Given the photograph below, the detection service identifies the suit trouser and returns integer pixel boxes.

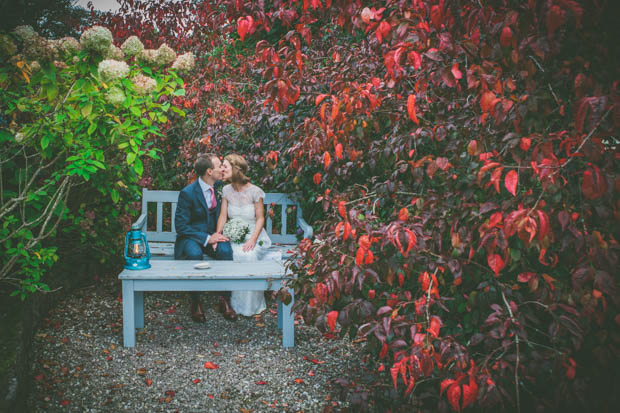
[180,239,233,302]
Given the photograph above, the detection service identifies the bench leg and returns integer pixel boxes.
[135,291,144,329]
[122,280,136,347]
[282,288,295,348]
[277,299,283,330]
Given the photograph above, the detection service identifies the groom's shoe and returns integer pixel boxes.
[217,296,238,321]
[190,301,206,323]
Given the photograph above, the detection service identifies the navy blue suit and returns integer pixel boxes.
[174,179,232,261]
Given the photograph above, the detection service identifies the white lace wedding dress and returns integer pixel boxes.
[223,184,272,316]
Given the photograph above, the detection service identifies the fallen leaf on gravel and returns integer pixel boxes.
[110,384,124,389]
[106,356,113,361]
[256,323,265,327]
[204,361,219,369]
[164,396,173,403]
[193,379,201,384]
[295,379,304,384]
[240,409,250,413]
[34,374,44,381]
[110,344,117,350]
[310,359,325,364]
[137,368,147,375]
[59,400,70,406]
[61,337,69,344]
[212,352,222,356]
[136,352,144,357]
[220,392,230,399]
[104,349,110,354]
[81,332,92,338]
[208,394,214,399]
[255,380,268,385]
[308,370,315,376]
[165,390,175,397]
[154,360,166,365]
[145,379,152,387]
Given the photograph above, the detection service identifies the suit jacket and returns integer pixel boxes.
[174,179,222,259]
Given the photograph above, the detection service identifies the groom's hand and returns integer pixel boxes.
[208,233,229,244]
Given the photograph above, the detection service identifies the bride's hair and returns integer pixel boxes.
[225,154,250,185]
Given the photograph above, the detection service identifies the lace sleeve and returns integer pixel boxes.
[252,185,266,203]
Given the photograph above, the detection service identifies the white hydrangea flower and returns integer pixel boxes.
[121,36,143,57]
[105,87,126,105]
[29,60,41,72]
[97,59,129,82]
[105,44,124,60]
[137,48,157,65]
[132,73,157,95]
[155,44,176,66]
[80,26,113,54]
[13,25,37,42]
[58,37,80,58]
[24,35,57,61]
[14,131,25,143]
[0,34,17,56]
[171,52,195,72]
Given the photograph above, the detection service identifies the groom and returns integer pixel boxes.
[174,153,237,322]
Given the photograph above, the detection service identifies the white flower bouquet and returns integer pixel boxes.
[222,218,250,244]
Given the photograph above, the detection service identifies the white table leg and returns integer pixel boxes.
[122,280,136,347]
[135,291,144,329]
[282,288,294,348]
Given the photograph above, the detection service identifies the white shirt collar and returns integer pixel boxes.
[198,177,213,193]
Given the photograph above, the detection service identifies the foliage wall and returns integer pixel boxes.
[86,0,620,411]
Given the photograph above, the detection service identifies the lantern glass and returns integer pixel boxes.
[128,239,145,258]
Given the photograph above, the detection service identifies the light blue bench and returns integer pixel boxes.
[118,188,312,348]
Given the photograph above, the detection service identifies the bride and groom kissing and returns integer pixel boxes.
[174,153,272,322]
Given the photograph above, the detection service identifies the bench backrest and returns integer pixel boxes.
[140,188,303,245]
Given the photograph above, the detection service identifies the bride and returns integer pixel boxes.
[216,154,271,316]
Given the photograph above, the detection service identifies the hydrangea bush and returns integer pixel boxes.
[0,24,189,298]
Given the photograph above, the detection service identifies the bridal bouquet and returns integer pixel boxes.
[222,217,250,244]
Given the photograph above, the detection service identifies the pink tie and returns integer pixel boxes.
[208,187,216,210]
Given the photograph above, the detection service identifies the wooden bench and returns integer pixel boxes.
[118,188,312,348]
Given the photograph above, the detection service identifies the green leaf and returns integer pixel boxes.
[134,158,143,176]
[46,85,58,101]
[172,88,186,96]
[126,152,136,165]
[81,103,92,117]
[130,106,141,117]
[41,135,50,150]
[111,188,119,203]
[87,122,97,135]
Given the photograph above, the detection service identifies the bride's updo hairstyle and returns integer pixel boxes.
[225,153,250,185]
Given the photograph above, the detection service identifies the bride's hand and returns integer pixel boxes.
[242,238,257,252]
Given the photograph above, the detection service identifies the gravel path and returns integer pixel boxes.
[26,279,364,412]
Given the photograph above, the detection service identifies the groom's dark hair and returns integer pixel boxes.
[195,153,218,177]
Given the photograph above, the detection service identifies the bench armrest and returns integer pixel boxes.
[132,213,147,230]
[296,216,313,239]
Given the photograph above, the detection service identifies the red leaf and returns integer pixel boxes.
[518,272,537,282]
[145,378,153,386]
[295,378,304,384]
[390,364,400,389]
[546,5,565,38]
[379,342,388,359]
[327,310,338,332]
[451,63,462,80]
[409,51,421,70]
[430,5,443,30]
[407,94,419,124]
[398,207,409,221]
[487,254,505,277]
[490,166,504,193]
[480,91,497,112]
[447,383,462,412]
[441,379,456,395]
[462,378,478,409]
[429,315,442,337]
[358,235,371,250]
[355,247,365,266]
[500,26,513,47]
[338,201,346,219]
[536,210,550,241]
[488,212,503,228]
[376,21,391,43]
[203,362,219,369]
[505,170,518,196]
[193,379,201,384]
[315,94,329,106]
[581,165,607,200]
[255,380,268,385]
[59,400,70,406]
[335,143,343,160]
[368,289,375,299]
[237,16,253,41]
[520,137,531,151]
[313,172,322,185]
